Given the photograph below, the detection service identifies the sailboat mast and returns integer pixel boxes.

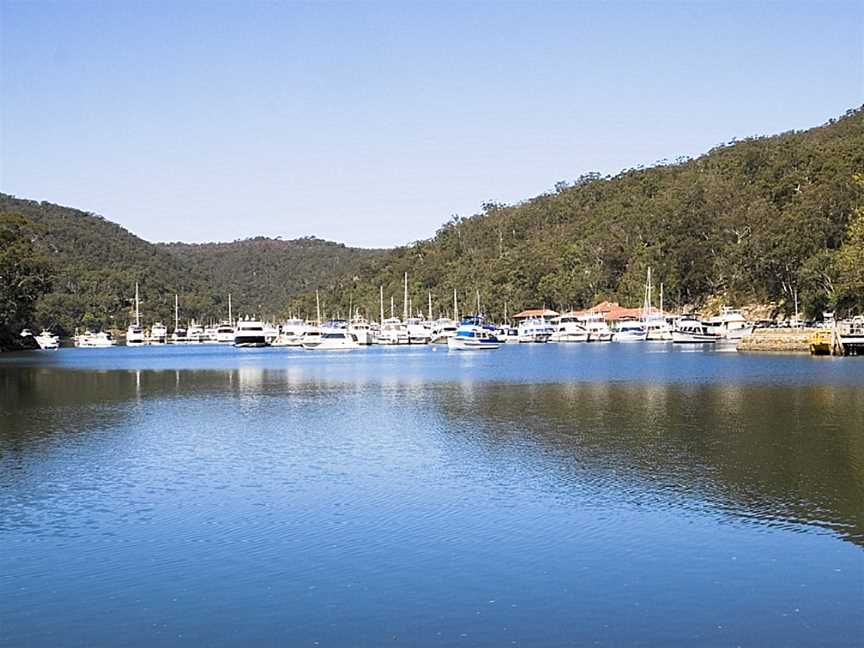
[316,289,321,325]
[228,293,233,324]
[135,282,140,327]
[403,272,408,321]
[390,295,395,318]
[379,286,384,324]
[453,289,458,321]
[174,294,179,331]
[428,292,432,321]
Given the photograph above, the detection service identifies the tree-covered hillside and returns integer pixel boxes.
[284,107,864,322]
[0,194,381,335]
[158,238,382,321]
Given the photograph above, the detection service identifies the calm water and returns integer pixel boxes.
[1,344,862,647]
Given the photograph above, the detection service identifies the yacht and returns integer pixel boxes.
[517,316,554,343]
[203,325,220,343]
[186,320,205,343]
[448,317,502,350]
[263,322,280,345]
[838,316,864,353]
[429,318,459,344]
[644,316,672,341]
[672,317,720,343]
[233,317,269,347]
[703,307,753,342]
[148,323,168,345]
[127,283,146,345]
[377,317,410,345]
[613,319,648,342]
[406,317,431,344]
[549,313,589,343]
[74,330,116,348]
[348,316,375,345]
[304,330,360,351]
[34,329,60,350]
[579,312,613,342]
[493,325,519,343]
[215,322,235,344]
[299,327,323,348]
[170,295,188,343]
[273,318,308,347]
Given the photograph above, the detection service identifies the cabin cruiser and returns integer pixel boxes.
[273,318,308,347]
[34,329,60,350]
[263,322,280,344]
[377,317,410,345]
[838,316,864,353]
[202,325,219,343]
[672,317,720,343]
[186,320,205,343]
[613,319,648,342]
[74,330,116,348]
[430,318,459,343]
[448,317,502,350]
[233,318,269,347]
[126,324,146,345]
[171,326,188,344]
[494,325,519,343]
[348,317,375,345]
[517,317,554,343]
[215,322,235,344]
[578,313,614,342]
[406,317,431,344]
[299,327,323,348]
[643,315,672,341]
[304,330,360,351]
[703,307,753,342]
[549,313,589,343]
[148,322,168,345]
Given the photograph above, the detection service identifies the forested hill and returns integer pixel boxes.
[158,238,382,320]
[283,106,864,322]
[0,194,382,334]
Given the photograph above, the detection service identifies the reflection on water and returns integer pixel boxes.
[0,347,862,647]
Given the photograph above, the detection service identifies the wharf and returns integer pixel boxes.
[737,329,814,353]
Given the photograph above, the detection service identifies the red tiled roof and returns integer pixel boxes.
[513,308,559,319]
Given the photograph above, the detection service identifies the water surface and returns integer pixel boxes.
[1,345,862,646]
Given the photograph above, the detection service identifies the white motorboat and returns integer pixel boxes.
[216,322,235,344]
[838,316,864,352]
[263,323,279,345]
[348,316,375,345]
[127,283,146,345]
[517,317,554,343]
[75,330,116,348]
[170,294,188,343]
[406,317,431,344]
[186,320,205,343]
[493,325,519,343]
[672,317,721,343]
[447,318,502,350]
[148,322,168,345]
[299,328,323,348]
[34,330,60,350]
[703,307,753,342]
[272,318,308,347]
[234,317,269,347]
[377,317,410,345]
[613,319,648,342]
[203,325,219,343]
[430,318,459,343]
[579,313,614,342]
[549,313,589,342]
[304,330,360,351]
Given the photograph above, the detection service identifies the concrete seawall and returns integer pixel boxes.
[737,329,818,353]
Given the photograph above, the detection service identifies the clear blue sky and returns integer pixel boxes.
[1,1,862,248]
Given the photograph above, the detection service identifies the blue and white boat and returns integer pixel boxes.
[447,317,502,350]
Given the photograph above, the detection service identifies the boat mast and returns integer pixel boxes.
[660,283,664,316]
[403,272,408,322]
[428,292,432,321]
[228,293,233,325]
[379,285,384,324]
[476,289,480,316]
[316,289,321,325]
[174,294,179,332]
[453,289,458,321]
[134,282,140,327]
[390,295,395,318]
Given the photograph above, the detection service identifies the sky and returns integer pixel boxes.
[1,1,862,248]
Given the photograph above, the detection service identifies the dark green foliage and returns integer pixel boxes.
[287,107,864,321]
[0,214,52,349]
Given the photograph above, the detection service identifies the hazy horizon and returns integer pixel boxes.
[2,1,862,247]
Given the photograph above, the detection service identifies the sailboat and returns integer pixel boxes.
[126,283,146,345]
[642,268,672,341]
[171,294,188,343]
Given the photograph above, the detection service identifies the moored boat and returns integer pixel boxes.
[549,313,589,343]
[233,317,269,347]
[304,330,360,351]
[613,319,648,342]
[447,317,501,350]
[75,330,116,348]
[34,330,60,350]
[672,317,720,343]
